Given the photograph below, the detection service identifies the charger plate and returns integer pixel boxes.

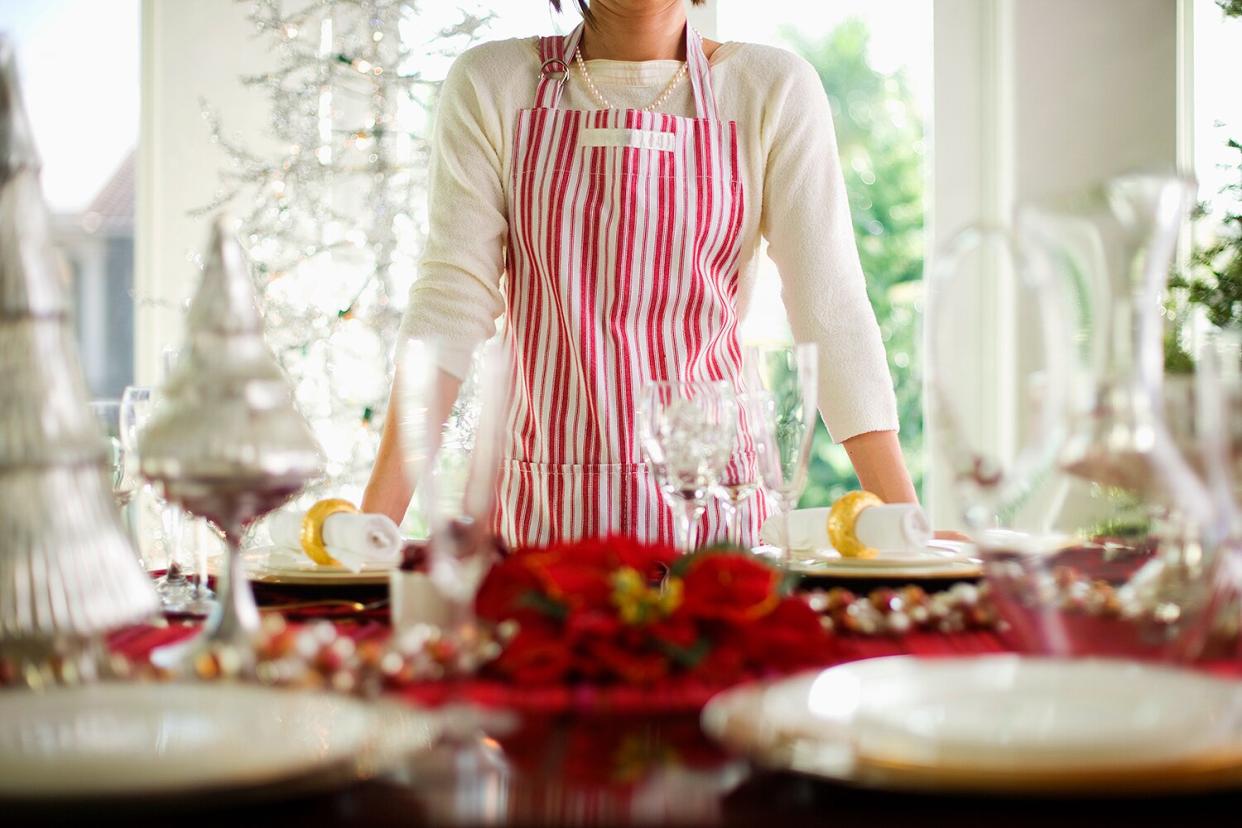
[0,682,438,802]
[777,541,983,580]
[702,655,1242,796]
[210,546,394,586]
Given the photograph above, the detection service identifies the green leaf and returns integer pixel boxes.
[658,636,712,669]
[515,591,568,622]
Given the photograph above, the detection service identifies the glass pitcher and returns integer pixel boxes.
[928,171,1228,660]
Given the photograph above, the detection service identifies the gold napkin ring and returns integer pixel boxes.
[299,498,359,566]
[827,490,884,559]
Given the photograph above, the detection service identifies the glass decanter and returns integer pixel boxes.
[928,172,1226,660]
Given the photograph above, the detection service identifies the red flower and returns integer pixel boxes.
[593,638,670,684]
[524,548,614,612]
[693,633,749,684]
[595,536,677,583]
[679,553,781,624]
[477,540,831,690]
[474,555,549,625]
[648,614,698,652]
[740,597,837,674]
[490,618,572,685]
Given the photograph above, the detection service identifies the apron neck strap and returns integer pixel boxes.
[683,25,718,121]
[533,22,718,119]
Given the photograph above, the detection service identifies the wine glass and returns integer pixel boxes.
[89,399,143,566]
[122,385,195,611]
[162,346,217,616]
[395,336,514,777]
[711,392,767,548]
[745,344,818,566]
[397,337,509,607]
[638,380,737,553]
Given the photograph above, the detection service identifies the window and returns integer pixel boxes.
[716,0,932,506]
[1,0,140,399]
[1192,0,1242,237]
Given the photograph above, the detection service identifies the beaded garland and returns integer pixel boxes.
[22,570,1236,693]
[805,582,1000,637]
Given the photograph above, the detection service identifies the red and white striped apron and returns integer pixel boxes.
[495,23,766,549]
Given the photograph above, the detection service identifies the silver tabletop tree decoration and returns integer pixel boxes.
[0,37,158,682]
[140,216,323,673]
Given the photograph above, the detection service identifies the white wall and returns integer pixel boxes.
[927,0,1181,528]
[136,0,277,384]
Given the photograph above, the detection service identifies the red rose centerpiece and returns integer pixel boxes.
[474,539,836,687]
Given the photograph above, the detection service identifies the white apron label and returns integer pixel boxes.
[579,128,676,152]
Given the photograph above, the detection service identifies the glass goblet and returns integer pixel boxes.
[89,399,143,566]
[745,344,818,566]
[639,380,737,553]
[161,348,216,616]
[711,393,767,548]
[397,337,509,612]
[122,385,195,611]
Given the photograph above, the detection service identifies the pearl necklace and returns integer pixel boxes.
[572,47,689,112]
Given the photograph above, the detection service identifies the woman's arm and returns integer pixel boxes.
[759,53,909,494]
[361,394,414,524]
[841,429,917,504]
[363,44,510,520]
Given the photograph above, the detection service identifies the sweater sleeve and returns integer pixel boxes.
[398,47,508,378]
[759,56,899,443]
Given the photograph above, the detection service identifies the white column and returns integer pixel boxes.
[136,0,276,385]
[927,0,1180,528]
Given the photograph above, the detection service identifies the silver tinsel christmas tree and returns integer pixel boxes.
[0,37,158,677]
[195,0,490,495]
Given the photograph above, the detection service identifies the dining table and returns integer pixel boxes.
[8,571,1242,828]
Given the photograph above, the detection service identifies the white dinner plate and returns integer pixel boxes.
[774,541,983,580]
[702,655,1242,795]
[216,545,395,586]
[0,682,438,801]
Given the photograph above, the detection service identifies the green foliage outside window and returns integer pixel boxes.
[1166,1,1242,369]
[782,20,926,506]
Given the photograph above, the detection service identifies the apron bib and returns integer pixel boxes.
[495,23,765,548]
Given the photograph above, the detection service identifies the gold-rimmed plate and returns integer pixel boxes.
[776,541,983,580]
[0,683,438,802]
[210,546,395,586]
[702,655,1242,796]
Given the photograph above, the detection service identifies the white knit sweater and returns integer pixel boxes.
[400,36,899,442]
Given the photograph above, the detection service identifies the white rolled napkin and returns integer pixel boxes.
[855,503,931,553]
[760,508,831,551]
[269,509,402,572]
[761,504,931,556]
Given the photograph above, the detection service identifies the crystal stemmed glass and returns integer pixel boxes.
[122,385,195,611]
[396,337,514,778]
[745,345,818,566]
[639,380,737,553]
[711,392,767,548]
[161,348,216,616]
[89,399,144,567]
[397,337,508,610]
